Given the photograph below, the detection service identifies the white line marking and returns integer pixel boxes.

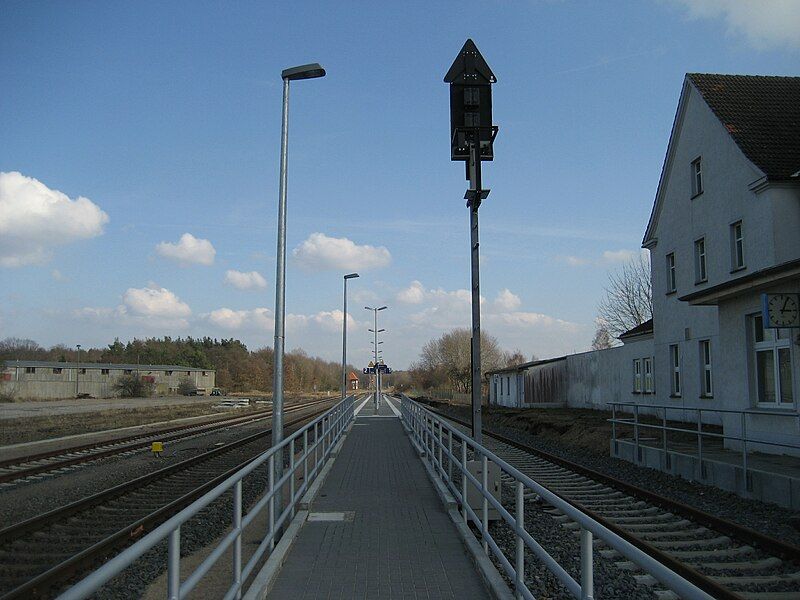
[384,396,402,418]
[354,396,370,416]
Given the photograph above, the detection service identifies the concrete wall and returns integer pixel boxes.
[1,365,216,399]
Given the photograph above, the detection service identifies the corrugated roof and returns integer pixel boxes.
[3,360,213,372]
[688,73,800,181]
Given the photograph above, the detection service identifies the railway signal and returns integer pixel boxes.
[445,39,498,444]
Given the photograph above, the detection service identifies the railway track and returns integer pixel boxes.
[0,400,333,599]
[0,398,330,485]
[428,405,800,600]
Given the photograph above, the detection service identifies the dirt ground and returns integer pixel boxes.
[0,392,329,446]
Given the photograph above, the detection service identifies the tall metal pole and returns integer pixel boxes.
[272,76,290,505]
[468,141,483,444]
[373,309,378,403]
[341,276,348,400]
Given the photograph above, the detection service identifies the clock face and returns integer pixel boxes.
[766,294,800,327]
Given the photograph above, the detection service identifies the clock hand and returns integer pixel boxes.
[782,298,790,312]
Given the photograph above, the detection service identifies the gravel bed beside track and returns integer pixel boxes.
[436,403,800,547]
[0,409,309,528]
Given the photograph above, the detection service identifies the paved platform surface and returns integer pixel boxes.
[267,396,491,599]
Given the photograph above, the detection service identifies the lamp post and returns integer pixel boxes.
[75,344,81,398]
[341,273,359,399]
[272,62,325,520]
[365,306,387,404]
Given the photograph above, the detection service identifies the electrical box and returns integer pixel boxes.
[466,459,502,522]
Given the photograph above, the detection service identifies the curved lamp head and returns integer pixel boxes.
[344,273,359,280]
[282,63,326,81]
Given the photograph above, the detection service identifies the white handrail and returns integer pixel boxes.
[398,395,714,600]
[58,395,357,600]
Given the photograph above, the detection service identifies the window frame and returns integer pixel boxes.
[691,156,703,198]
[699,339,713,398]
[730,220,745,271]
[694,237,707,284]
[25,367,36,374]
[670,344,681,397]
[643,357,654,394]
[665,252,677,294]
[751,314,795,407]
[633,359,642,393]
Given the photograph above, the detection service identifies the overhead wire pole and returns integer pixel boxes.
[341,273,359,399]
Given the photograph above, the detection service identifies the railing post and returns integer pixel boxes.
[448,429,453,483]
[633,405,640,464]
[437,421,443,477]
[515,481,524,599]
[289,438,296,520]
[741,412,748,491]
[268,453,275,550]
[662,408,668,470]
[233,480,242,599]
[461,441,468,524]
[580,528,594,600]
[167,526,180,600]
[697,409,703,478]
[611,404,616,446]
[303,428,308,487]
[482,452,488,555]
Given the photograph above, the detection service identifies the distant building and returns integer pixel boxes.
[347,371,359,391]
[1,360,216,400]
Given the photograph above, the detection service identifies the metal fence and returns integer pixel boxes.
[399,395,713,600]
[58,395,356,600]
[609,402,800,485]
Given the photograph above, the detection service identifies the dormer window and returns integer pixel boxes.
[691,157,703,197]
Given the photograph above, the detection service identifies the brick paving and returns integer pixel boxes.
[268,397,490,599]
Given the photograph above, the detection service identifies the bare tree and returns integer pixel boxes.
[591,319,615,350]
[597,252,652,339]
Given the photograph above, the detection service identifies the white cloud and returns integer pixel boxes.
[123,284,191,318]
[0,171,109,267]
[558,249,638,268]
[51,269,67,281]
[397,280,425,304]
[75,284,192,330]
[225,270,267,291]
[292,233,391,271]
[670,0,800,49]
[156,233,216,266]
[207,307,274,331]
[493,289,521,312]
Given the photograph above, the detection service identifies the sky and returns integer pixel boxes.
[1,1,798,369]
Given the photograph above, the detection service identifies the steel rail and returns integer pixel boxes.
[426,403,800,599]
[0,403,331,600]
[0,398,330,484]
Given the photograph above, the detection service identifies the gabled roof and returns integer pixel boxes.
[3,360,213,372]
[347,371,359,381]
[688,74,800,181]
[618,318,654,341]
[643,73,800,247]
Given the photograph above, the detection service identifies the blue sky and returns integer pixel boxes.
[1,1,798,368]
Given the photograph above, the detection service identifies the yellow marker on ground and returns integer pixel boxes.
[151,441,163,457]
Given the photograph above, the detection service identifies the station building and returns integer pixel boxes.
[488,73,800,506]
[1,360,216,400]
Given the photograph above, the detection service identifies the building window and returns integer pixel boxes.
[202,371,207,376]
[691,157,703,197]
[101,369,110,375]
[643,357,653,394]
[25,367,35,374]
[633,359,642,393]
[53,368,63,374]
[752,314,794,406]
[79,368,87,375]
[165,370,173,376]
[694,238,707,283]
[700,340,713,397]
[670,344,681,396]
[124,369,133,374]
[666,253,676,293]
[730,221,744,270]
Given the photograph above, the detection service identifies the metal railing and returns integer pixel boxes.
[399,396,713,600]
[58,395,357,600]
[609,402,800,485]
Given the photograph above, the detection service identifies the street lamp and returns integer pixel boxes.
[75,344,81,398]
[272,61,326,521]
[365,306,387,403]
[341,273,359,399]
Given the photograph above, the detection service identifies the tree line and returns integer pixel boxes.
[0,336,365,394]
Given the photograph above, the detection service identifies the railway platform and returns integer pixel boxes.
[253,396,494,599]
